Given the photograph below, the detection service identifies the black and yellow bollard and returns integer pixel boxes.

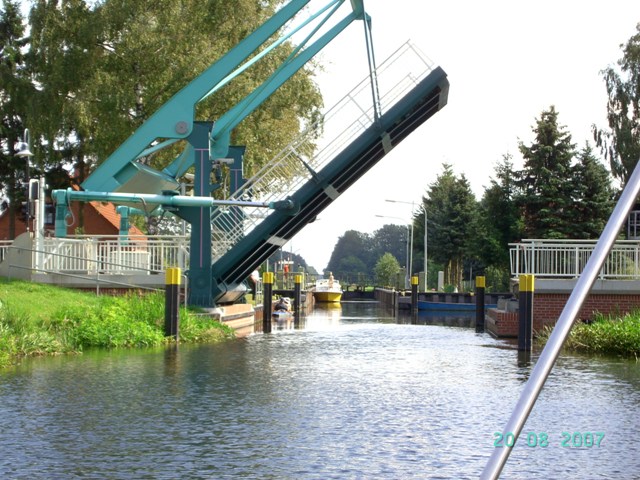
[293,273,302,324]
[475,276,486,331]
[263,271,274,334]
[164,267,181,340]
[411,275,419,314]
[518,274,534,352]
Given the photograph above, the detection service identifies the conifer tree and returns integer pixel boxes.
[569,143,615,238]
[516,106,576,239]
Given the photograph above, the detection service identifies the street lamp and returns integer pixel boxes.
[15,128,46,271]
[15,128,34,233]
[375,214,412,289]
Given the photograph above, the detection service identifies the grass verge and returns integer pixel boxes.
[537,311,640,358]
[0,279,235,368]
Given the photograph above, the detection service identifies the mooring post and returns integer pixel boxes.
[518,274,534,351]
[293,273,302,324]
[263,271,274,333]
[164,267,181,340]
[475,275,486,331]
[411,275,419,314]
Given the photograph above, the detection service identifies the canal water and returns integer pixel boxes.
[1,301,639,479]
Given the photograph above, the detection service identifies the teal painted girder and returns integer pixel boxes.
[81,0,365,194]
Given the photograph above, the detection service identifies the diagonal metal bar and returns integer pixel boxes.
[481,156,640,479]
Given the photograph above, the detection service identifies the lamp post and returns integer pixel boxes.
[15,128,34,233]
[375,214,411,289]
[15,129,46,271]
[386,199,427,290]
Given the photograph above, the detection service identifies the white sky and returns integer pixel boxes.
[288,0,640,273]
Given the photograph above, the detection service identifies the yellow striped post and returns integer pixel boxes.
[475,276,486,331]
[165,267,181,339]
[293,273,303,322]
[518,274,535,352]
[411,275,419,314]
[263,271,274,333]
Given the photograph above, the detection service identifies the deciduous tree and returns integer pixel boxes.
[593,23,640,184]
[374,252,400,288]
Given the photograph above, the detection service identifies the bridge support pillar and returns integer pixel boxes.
[293,273,302,326]
[518,274,534,352]
[263,272,274,334]
[475,276,485,332]
[165,267,181,340]
[411,275,419,321]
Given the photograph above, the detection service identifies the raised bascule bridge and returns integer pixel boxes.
[45,0,450,307]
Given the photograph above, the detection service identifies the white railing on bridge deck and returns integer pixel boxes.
[38,235,190,274]
[510,239,640,279]
[210,41,436,261]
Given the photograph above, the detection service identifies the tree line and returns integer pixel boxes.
[327,22,640,290]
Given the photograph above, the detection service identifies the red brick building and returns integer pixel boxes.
[0,187,144,239]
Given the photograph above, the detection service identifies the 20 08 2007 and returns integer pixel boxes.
[493,431,605,448]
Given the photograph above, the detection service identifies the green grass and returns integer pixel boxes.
[0,279,234,368]
[537,311,640,358]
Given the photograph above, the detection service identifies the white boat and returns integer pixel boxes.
[312,273,342,303]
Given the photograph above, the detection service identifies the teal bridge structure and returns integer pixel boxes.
[52,0,449,307]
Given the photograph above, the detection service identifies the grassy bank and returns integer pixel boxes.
[537,311,640,358]
[0,279,235,368]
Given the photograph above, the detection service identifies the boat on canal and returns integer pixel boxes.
[312,273,342,303]
[272,297,293,318]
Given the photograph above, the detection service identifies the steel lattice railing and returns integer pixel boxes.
[210,41,435,260]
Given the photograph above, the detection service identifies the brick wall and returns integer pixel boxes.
[488,292,640,338]
[486,309,519,338]
[534,293,640,326]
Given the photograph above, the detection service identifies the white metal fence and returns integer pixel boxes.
[510,239,640,279]
[0,240,11,264]
[37,235,190,274]
[210,41,435,260]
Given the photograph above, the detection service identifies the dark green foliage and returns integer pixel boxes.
[423,164,478,289]
[538,312,640,358]
[25,0,323,188]
[0,0,32,238]
[516,106,577,239]
[569,144,615,238]
[326,230,371,278]
[476,155,523,269]
[593,23,640,184]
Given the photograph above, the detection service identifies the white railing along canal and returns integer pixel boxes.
[510,239,640,279]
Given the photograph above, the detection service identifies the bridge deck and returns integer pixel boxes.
[211,67,449,303]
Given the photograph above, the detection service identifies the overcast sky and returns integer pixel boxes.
[288,0,640,273]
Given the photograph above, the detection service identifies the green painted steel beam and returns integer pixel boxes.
[53,188,295,210]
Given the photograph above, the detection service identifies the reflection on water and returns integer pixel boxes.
[0,301,639,479]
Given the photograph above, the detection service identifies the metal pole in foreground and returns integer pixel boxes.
[481,159,640,479]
